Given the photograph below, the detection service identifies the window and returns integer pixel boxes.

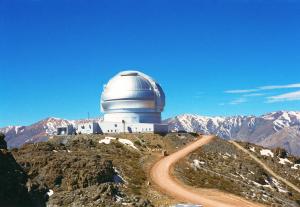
[81,126,85,129]
[114,124,117,127]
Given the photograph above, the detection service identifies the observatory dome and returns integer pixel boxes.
[101,71,165,123]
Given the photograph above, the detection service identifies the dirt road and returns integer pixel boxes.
[150,135,265,207]
[230,140,300,194]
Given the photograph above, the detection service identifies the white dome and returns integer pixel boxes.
[101,71,165,123]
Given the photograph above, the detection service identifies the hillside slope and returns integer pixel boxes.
[11,133,172,207]
[175,138,300,207]
[1,133,299,206]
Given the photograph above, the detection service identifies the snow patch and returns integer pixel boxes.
[118,138,138,150]
[236,173,246,180]
[278,157,292,165]
[272,178,288,193]
[260,149,274,157]
[192,159,205,169]
[252,180,272,189]
[225,152,231,157]
[292,164,300,170]
[47,189,54,197]
[99,137,138,150]
[115,195,123,202]
[99,137,116,144]
[250,147,255,152]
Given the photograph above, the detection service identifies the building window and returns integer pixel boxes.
[114,124,117,127]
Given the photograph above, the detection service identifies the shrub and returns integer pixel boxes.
[114,142,123,148]
[134,140,142,146]
[0,133,7,149]
[274,147,287,158]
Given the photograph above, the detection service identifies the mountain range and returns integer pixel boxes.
[1,111,300,155]
[166,110,300,156]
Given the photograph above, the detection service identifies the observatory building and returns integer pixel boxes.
[99,71,168,133]
[56,70,168,135]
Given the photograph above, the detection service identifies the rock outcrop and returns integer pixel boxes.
[12,135,154,206]
[0,133,48,207]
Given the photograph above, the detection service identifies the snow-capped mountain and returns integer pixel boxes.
[1,111,300,155]
[165,111,300,155]
[0,117,102,148]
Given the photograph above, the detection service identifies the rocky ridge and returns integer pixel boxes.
[166,111,300,155]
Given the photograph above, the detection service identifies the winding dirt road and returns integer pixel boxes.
[150,135,265,207]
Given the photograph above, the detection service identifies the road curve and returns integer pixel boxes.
[150,135,265,207]
[230,140,300,194]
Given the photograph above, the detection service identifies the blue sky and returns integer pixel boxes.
[1,0,300,127]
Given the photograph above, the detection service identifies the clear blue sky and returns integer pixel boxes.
[1,0,300,127]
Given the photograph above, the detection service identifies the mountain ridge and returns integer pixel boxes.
[1,110,300,155]
[166,110,300,155]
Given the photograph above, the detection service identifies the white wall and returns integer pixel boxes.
[98,122,168,134]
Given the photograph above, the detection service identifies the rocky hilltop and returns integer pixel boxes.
[1,132,300,206]
[2,131,177,207]
[11,134,156,207]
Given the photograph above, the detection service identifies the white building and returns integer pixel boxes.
[99,70,168,134]
[77,122,101,134]
[56,70,168,135]
[99,122,167,134]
